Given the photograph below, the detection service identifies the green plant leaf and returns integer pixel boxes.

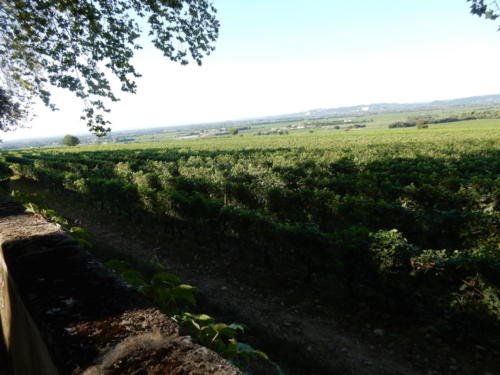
[151,272,181,285]
[23,202,39,214]
[228,323,246,332]
[121,270,146,288]
[253,350,269,360]
[105,259,130,273]
[171,284,198,305]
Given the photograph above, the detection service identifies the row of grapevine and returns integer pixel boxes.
[1,132,499,321]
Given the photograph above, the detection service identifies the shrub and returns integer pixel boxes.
[369,229,417,275]
[388,121,416,128]
[416,119,429,129]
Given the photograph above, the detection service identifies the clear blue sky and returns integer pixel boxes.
[212,0,498,61]
[5,0,500,140]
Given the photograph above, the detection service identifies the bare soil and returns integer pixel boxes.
[11,179,500,375]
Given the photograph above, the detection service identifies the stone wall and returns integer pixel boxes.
[0,198,240,375]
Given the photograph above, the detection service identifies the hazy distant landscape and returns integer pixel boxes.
[3,93,500,150]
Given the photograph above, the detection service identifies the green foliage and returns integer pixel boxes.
[176,311,277,372]
[452,275,500,320]
[69,226,93,248]
[3,124,499,325]
[106,258,194,311]
[389,111,500,129]
[175,312,261,363]
[106,259,197,315]
[0,87,29,132]
[369,229,417,275]
[469,0,500,29]
[105,260,280,373]
[410,245,500,319]
[388,121,416,129]
[416,119,429,129]
[9,189,92,247]
[0,0,219,134]
[0,158,12,192]
[62,135,80,147]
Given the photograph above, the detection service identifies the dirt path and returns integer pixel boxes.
[11,180,499,375]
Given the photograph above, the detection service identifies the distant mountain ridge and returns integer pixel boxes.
[261,94,500,120]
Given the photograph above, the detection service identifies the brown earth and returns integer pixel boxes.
[10,179,500,375]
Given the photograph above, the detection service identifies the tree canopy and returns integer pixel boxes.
[0,87,30,132]
[62,134,80,146]
[0,0,219,135]
[468,0,500,28]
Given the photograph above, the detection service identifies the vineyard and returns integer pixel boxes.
[1,122,499,332]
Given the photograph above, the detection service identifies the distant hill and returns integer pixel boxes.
[262,94,500,120]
